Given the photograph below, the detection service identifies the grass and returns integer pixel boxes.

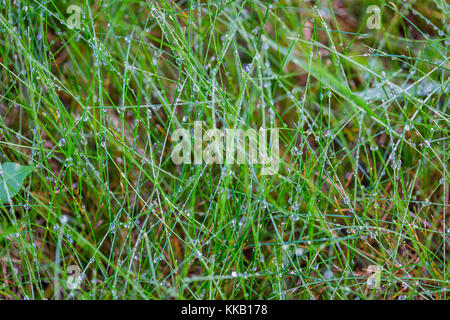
[0,0,448,300]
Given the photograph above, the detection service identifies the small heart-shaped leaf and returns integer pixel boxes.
[0,162,34,203]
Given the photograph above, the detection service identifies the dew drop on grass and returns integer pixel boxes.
[295,247,304,257]
[60,215,68,224]
[422,199,431,207]
[323,270,333,280]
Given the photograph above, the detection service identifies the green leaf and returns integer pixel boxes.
[0,162,34,203]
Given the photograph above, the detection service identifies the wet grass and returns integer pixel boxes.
[0,0,448,299]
